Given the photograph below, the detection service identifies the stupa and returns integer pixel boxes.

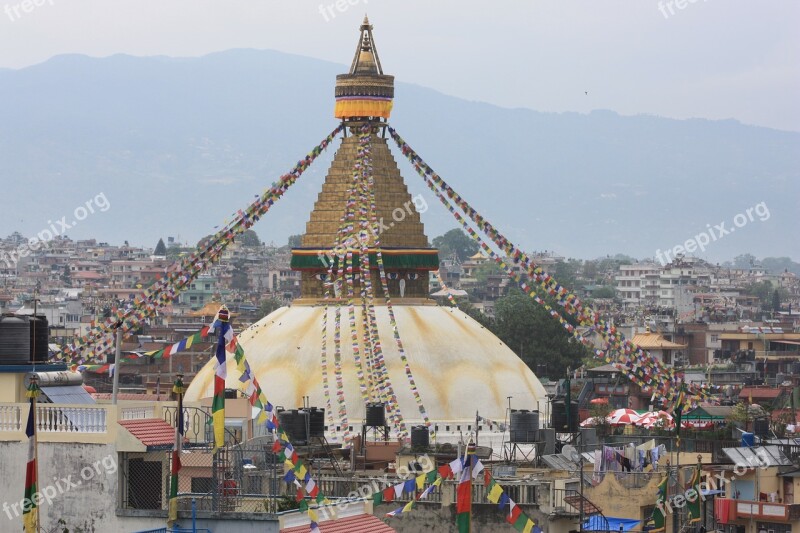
[184,18,547,438]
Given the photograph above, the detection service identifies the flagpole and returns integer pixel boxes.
[30,372,41,533]
[111,324,122,405]
[168,373,185,527]
[33,374,40,533]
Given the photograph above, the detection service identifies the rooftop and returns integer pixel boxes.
[118,417,179,449]
[281,514,395,533]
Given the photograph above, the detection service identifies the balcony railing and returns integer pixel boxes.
[735,500,800,521]
[37,404,108,433]
[120,406,153,420]
[0,404,111,434]
[0,404,23,431]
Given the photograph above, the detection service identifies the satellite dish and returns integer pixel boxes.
[563,444,581,463]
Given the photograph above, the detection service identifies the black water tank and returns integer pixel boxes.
[510,410,540,443]
[307,407,325,438]
[552,401,579,432]
[29,315,49,362]
[0,315,31,363]
[411,426,430,449]
[366,403,386,427]
[753,418,769,437]
[278,409,308,445]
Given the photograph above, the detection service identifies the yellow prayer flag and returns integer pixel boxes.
[402,500,415,512]
[487,483,504,504]
[416,473,426,490]
[522,518,535,533]
[308,508,319,522]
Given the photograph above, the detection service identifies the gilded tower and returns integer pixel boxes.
[290,17,439,300]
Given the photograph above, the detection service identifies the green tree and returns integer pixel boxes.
[432,229,479,262]
[582,260,598,282]
[231,261,249,291]
[733,253,757,269]
[552,260,581,291]
[592,286,616,299]
[154,238,167,256]
[459,301,495,331]
[492,289,589,378]
[744,280,774,309]
[61,264,72,286]
[259,298,283,317]
[474,261,503,284]
[287,234,303,248]
[241,229,261,247]
[761,256,800,276]
[772,289,781,311]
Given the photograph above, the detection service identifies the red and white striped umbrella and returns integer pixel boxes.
[580,417,598,427]
[638,410,674,429]
[607,408,642,426]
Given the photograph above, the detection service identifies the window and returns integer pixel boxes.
[191,477,212,493]
[711,335,719,343]
[756,524,790,533]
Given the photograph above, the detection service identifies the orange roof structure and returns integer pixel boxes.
[118,418,180,449]
[281,514,395,533]
[631,331,687,350]
[188,301,235,318]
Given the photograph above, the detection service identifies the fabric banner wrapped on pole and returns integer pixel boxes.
[23,377,41,533]
[687,465,701,523]
[647,475,669,533]
[210,306,233,450]
[168,374,185,526]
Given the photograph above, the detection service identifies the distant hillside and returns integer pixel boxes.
[0,49,797,261]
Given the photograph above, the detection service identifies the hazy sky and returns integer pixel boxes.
[1,1,798,132]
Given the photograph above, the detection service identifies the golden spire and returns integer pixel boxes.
[334,17,394,121]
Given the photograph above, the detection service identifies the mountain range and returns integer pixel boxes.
[0,49,797,262]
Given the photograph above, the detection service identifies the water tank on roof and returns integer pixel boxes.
[29,315,49,363]
[753,418,769,437]
[306,407,325,438]
[277,409,308,445]
[365,402,386,427]
[551,401,578,433]
[411,425,430,449]
[0,315,31,363]
[510,409,539,443]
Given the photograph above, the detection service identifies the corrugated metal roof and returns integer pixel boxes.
[281,514,395,533]
[41,385,96,405]
[722,446,792,467]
